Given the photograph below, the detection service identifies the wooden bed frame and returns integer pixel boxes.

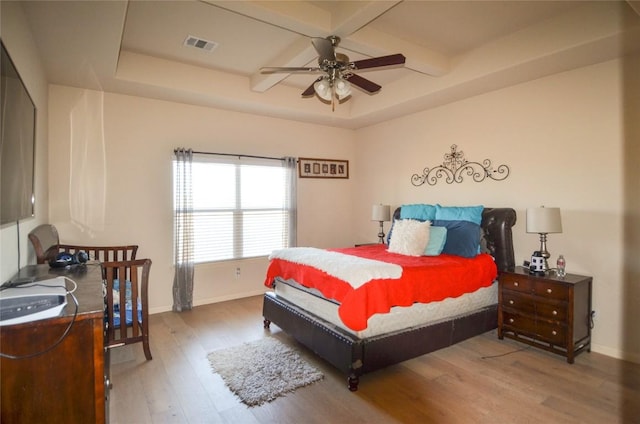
[263,207,517,391]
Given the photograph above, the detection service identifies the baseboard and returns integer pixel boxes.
[592,343,640,364]
[193,289,267,307]
[148,289,268,315]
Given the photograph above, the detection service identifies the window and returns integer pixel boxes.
[174,154,296,264]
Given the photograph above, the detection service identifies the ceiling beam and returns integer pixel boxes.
[211,0,448,91]
[206,1,331,92]
[341,26,450,77]
[250,36,318,93]
[203,0,332,36]
[328,1,401,36]
[212,1,404,92]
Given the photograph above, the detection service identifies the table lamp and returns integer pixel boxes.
[372,204,391,244]
[526,206,562,272]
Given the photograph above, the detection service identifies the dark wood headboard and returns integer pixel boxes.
[391,207,517,272]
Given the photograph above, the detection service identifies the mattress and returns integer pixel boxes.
[272,277,498,339]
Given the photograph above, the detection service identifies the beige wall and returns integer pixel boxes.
[354,58,637,362]
[0,1,50,282]
[47,87,356,311]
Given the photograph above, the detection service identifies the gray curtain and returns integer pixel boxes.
[172,148,194,312]
[285,157,298,247]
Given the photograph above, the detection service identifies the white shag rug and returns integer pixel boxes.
[207,337,324,407]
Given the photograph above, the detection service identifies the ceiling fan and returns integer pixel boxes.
[261,36,406,109]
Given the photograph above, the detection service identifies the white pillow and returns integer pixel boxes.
[388,219,431,256]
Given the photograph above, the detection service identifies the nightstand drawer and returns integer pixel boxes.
[533,281,569,301]
[500,273,534,293]
[536,320,566,345]
[502,311,536,334]
[536,301,567,320]
[501,291,535,315]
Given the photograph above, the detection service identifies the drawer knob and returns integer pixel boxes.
[509,300,514,305]
[552,330,557,336]
[513,281,519,287]
[547,288,553,294]
[552,310,558,316]
[509,318,514,323]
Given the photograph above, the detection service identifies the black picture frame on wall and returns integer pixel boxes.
[298,158,349,179]
[0,40,37,224]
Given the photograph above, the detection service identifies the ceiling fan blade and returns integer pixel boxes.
[301,79,321,97]
[312,37,336,63]
[351,54,406,70]
[261,66,322,74]
[346,74,381,93]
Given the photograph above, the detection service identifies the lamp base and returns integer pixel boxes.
[377,221,386,244]
[538,232,551,273]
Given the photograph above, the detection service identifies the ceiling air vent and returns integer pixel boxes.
[183,35,218,52]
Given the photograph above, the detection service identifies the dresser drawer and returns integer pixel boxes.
[500,273,534,294]
[536,300,567,320]
[501,291,535,315]
[502,311,536,334]
[536,320,566,345]
[533,280,569,301]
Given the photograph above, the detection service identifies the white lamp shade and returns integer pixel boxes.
[334,78,351,99]
[526,207,562,234]
[314,79,332,101]
[372,204,391,222]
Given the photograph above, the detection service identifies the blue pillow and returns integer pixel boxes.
[435,205,484,225]
[424,226,447,256]
[432,220,481,258]
[400,204,437,221]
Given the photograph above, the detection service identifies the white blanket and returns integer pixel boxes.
[269,247,402,288]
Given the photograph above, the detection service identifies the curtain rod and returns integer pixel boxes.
[175,149,287,162]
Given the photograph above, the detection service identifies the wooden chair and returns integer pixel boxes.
[57,244,138,263]
[28,224,138,263]
[102,259,152,360]
[29,224,149,359]
[28,224,61,264]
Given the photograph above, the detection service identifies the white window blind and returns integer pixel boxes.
[174,154,294,264]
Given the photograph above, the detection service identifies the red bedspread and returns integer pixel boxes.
[264,244,498,331]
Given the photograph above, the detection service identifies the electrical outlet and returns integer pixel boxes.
[235,267,240,279]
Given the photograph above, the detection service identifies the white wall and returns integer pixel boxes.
[47,87,356,311]
[353,58,638,363]
[0,1,49,282]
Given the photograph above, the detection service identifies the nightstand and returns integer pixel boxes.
[498,266,592,363]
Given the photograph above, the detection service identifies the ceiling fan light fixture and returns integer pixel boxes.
[334,77,351,99]
[266,35,405,107]
[314,78,332,101]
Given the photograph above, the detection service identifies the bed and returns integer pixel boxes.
[262,206,516,391]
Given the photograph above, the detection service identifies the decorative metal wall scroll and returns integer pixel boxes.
[411,144,510,187]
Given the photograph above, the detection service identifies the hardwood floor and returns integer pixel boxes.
[109,295,640,423]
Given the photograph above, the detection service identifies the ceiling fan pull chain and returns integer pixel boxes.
[332,86,336,112]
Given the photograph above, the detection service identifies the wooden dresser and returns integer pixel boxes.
[498,266,592,363]
[1,264,108,423]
